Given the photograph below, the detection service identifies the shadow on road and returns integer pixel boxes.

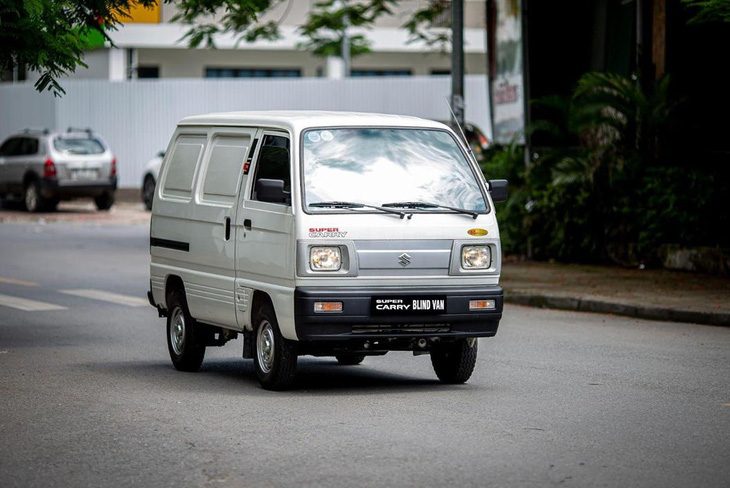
[85,357,465,396]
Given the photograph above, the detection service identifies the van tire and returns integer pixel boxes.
[95,192,114,211]
[430,339,478,384]
[335,354,365,365]
[253,302,297,390]
[166,290,206,372]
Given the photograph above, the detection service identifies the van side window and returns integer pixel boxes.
[162,135,206,198]
[202,135,251,204]
[252,135,290,202]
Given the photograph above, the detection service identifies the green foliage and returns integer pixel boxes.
[172,0,278,48]
[0,0,157,96]
[402,0,450,51]
[489,71,729,265]
[682,0,730,24]
[297,0,398,58]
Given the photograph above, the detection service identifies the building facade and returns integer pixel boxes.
[23,1,489,83]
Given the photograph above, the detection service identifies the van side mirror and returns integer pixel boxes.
[256,178,288,204]
[488,179,509,203]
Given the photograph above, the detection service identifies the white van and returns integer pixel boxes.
[148,111,508,390]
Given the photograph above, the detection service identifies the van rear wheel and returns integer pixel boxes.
[166,290,206,372]
[430,338,478,384]
[253,302,297,390]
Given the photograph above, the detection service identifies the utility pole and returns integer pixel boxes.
[451,0,465,125]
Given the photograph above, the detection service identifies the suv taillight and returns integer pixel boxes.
[44,158,57,178]
[110,157,117,177]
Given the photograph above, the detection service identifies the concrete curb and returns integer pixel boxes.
[505,291,730,327]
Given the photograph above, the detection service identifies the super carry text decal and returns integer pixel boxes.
[309,227,348,238]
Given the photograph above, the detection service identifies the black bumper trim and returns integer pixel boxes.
[41,177,117,198]
[295,285,503,341]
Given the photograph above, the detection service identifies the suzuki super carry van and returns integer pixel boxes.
[148,111,508,390]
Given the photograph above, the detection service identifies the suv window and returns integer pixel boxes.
[0,137,23,156]
[21,137,39,155]
[252,135,290,202]
[54,137,105,155]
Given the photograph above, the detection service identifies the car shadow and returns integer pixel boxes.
[84,357,466,396]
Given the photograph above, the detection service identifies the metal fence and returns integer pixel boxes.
[0,76,491,188]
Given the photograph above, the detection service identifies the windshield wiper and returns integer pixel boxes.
[381,201,479,219]
[310,201,411,219]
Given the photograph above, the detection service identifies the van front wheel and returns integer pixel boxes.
[253,302,297,390]
[166,290,206,372]
[430,338,478,384]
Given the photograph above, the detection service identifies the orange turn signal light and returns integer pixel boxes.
[314,301,343,313]
[469,299,496,311]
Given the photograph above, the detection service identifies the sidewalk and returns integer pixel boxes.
[501,260,730,326]
[0,201,150,226]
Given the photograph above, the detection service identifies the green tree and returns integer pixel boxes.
[0,0,157,95]
[682,0,730,24]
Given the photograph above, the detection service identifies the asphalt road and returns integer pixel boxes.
[0,223,728,488]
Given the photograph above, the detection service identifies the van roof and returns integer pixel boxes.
[178,110,448,132]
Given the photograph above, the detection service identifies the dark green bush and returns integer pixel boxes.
[480,71,729,265]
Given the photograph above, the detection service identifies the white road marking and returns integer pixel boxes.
[0,293,67,312]
[0,277,39,287]
[59,289,148,307]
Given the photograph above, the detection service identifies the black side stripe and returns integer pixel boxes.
[151,237,189,252]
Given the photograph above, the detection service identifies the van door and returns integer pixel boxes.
[189,127,256,329]
[234,131,296,333]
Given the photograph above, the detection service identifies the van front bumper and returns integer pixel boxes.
[294,285,503,341]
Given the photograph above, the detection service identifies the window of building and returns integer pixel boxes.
[430,69,451,76]
[350,69,412,77]
[205,68,301,78]
[137,66,160,79]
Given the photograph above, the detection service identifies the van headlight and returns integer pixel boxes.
[310,247,342,271]
[461,245,491,269]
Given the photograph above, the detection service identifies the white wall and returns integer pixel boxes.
[0,76,491,188]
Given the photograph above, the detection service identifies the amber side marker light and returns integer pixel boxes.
[314,302,343,313]
[469,299,496,311]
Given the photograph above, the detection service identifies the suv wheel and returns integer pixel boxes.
[95,192,115,211]
[24,180,47,213]
[142,176,155,211]
[430,339,478,384]
[253,302,297,390]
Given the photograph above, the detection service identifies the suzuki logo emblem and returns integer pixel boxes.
[398,253,411,267]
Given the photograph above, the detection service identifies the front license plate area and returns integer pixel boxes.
[372,296,447,315]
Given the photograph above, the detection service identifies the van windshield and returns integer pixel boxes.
[302,128,487,213]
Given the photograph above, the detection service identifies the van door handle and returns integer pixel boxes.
[225,217,231,240]
[243,219,252,230]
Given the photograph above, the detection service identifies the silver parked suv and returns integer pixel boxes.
[0,128,117,212]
